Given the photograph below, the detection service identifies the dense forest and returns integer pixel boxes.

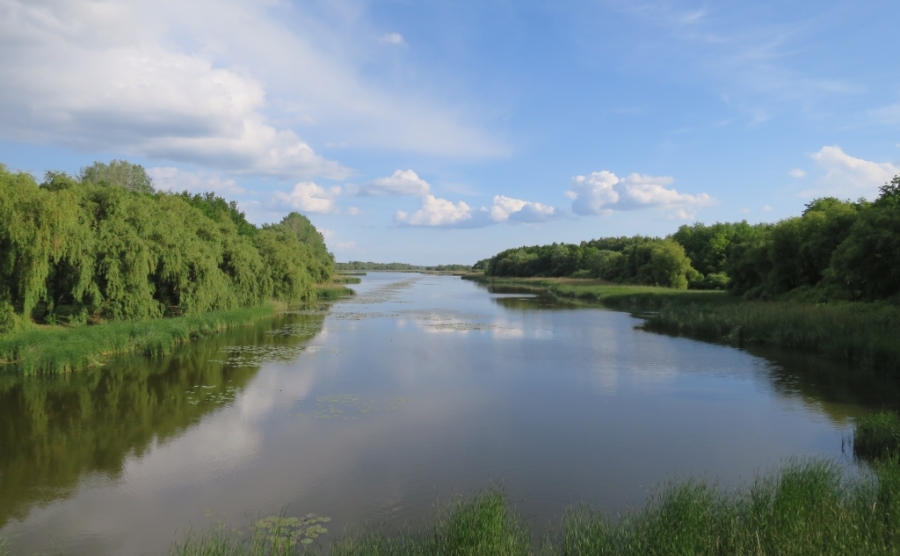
[479,176,900,301]
[0,161,334,332]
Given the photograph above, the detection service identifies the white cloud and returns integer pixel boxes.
[395,195,473,227]
[358,169,431,197]
[273,182,342,214]
[148,167,246,196]
[378,33,407,46]
[806,146,899,197]
[0,0,505,178]
[789,168,806,178]
[490,195,558,223]
[395,194,559,228]
[568,171,715,218]
[762,205,772,211]
[0,0,350,180]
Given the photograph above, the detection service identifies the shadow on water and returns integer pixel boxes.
[0,305,329,529]
[477,284,581,311]
[477,280,900,423]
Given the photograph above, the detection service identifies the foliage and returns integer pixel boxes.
[485,238,699,289]
[172,459,900,555]
[79,159,155,193]
[0,305,276,375]
[855,412,900,460]
[481,174,900,301]
[0,162,333,329]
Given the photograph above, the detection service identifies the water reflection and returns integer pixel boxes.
[0,309,327,530]
[4,275,900,556]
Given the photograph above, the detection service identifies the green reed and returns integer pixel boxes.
[0,304,277,375]
[170,456,900,556]
[467,276,900,373]
[855,412,900,460]
[642,300,900,372]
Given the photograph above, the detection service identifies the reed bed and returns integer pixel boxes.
[855,412,900,460]
[314,284,357,299]
[0,305,276,376]
[466,276,900,373]
[170,458,900,556]
[643,300,900,372]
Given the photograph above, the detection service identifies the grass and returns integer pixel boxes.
[642,300,900,372]
[466,276,900,373]
[170,458,900,556]
[855,412,900,460]
[315,284,357,299]
[0,304,278,376]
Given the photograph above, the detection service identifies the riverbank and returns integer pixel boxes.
[0,279,358,376]
[464,275,900,373]
[172,457,900,555]
[0,304,280,376]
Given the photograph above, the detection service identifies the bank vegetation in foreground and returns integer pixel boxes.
[170,414,900,555]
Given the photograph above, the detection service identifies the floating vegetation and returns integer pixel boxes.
[185,384,240,406]
[253,514,331,548]
[337,278,420,306]
[328,311,398,321]
[267,322,326,338]
[212,345,339,367]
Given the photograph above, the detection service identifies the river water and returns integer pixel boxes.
[0,273,895,554]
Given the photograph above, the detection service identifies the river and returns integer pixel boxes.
[0,273,893,554]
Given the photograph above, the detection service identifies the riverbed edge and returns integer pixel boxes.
[462,274,900,373]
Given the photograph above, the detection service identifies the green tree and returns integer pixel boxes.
[79,160,155,194]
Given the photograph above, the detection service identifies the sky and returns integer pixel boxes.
[1,0,899,265]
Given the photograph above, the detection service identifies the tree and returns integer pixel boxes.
[79,160,155,194]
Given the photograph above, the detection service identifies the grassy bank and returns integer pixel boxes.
[170,458,900,556]
[0,304,278,376]
[465,276,900,373]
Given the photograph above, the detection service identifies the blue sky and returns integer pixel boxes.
[1,0,898,264]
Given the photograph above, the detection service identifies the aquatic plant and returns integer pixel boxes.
[855,412,900,460]
[0,304,276,375]
[170,459,900,556]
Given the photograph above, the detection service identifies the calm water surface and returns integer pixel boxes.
[1,273,897,554]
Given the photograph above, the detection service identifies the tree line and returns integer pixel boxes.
[336,261,471,272]
[478,175,900,301]
[0,161,334,331]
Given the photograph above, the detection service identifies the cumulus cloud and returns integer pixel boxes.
[0,0,350,180]
[148,167,246,195]
[395,194,559,228]
[489,195,558,223]
[805,146,900,197]
[273,182,342,214]
[0,0,505,169]
[396,195,473,227]
[568,171,715,218]
[378,33,407,46]
[358,170,431,196]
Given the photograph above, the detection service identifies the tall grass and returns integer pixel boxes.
[0,305,277,375]
[855,412,900,460]
[467,276,900,373]
[643,300,900,372]
[331,491,530,556]
[170,458,900,556]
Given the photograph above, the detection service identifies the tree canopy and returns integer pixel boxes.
[0,162,334,330]
[480,175,900,301]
